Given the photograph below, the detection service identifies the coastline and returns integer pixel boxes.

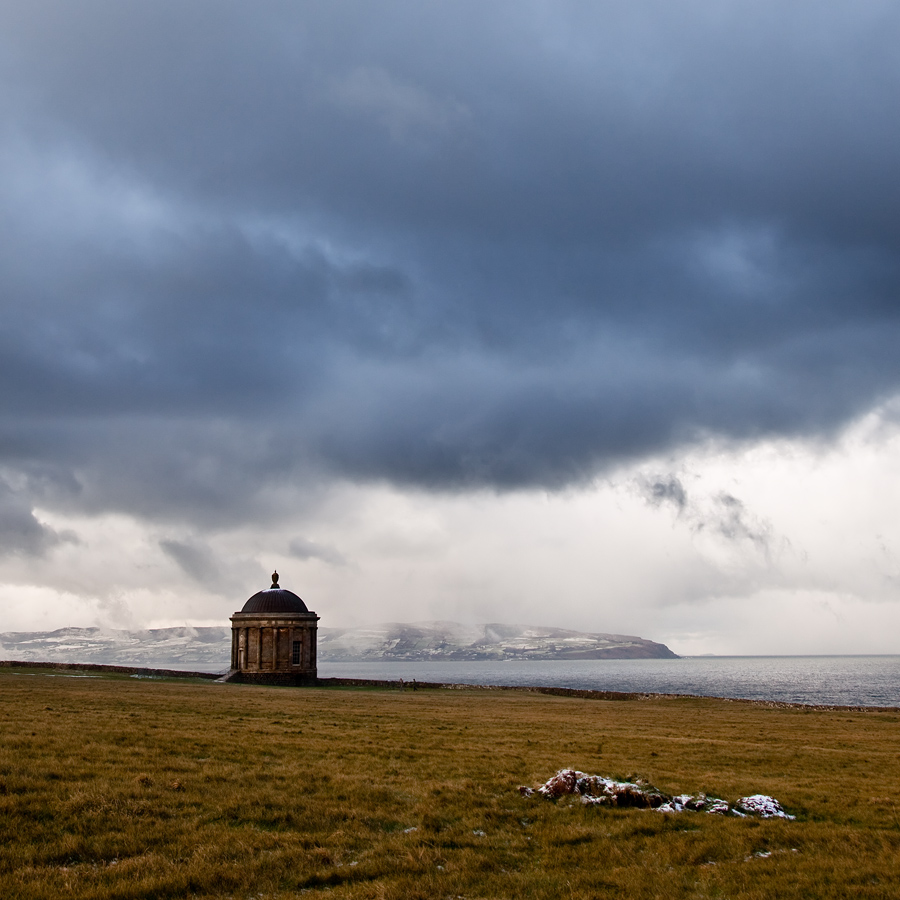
[3,659,898,713]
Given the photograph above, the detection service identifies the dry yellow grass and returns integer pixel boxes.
[1,668,900,898]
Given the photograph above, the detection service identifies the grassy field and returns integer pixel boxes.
[1,669,899,899]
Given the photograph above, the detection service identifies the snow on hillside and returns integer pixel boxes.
[317,622,678,660]
[0,622,677,670]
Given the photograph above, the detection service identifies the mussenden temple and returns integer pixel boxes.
[226,571,319,686]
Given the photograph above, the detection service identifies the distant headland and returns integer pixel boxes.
[318,622,678,661]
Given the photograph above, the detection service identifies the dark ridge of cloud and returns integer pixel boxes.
[0,479,75,557]
[0,3,899,524]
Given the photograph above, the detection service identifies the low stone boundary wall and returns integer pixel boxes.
[0,660,221,680]
[313,677,900,711]
[314,676,649,701]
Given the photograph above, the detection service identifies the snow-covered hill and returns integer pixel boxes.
[317,622,678,660]
[0,622,677,671]
[0,626,232,671]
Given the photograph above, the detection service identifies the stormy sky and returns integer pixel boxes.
[2,2,900,653]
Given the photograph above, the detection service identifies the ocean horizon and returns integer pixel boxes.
[8,652,899,708]
[316,655,900,708]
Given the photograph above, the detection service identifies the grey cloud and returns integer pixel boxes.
[158,537,264,597]
[642,477,688,513]
[160,539,220,585]
[0,2,899,526]
[637,475,773,555]
[0,479,74,557]
[288,538,347,567]
[706,493,772,552]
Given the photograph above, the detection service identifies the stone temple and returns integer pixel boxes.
[228,571,319,685]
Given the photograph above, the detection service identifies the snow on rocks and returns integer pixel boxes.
[537,770,667,808]
[655,794,730,815]
[524,769,794,819]
[735,794,795,819]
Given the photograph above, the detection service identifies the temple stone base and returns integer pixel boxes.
[222,669,318,687]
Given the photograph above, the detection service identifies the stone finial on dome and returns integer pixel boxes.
[271,570,279,588]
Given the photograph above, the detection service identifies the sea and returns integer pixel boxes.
[316,656,900,708]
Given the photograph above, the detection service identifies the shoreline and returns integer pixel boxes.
[3,658,898,713]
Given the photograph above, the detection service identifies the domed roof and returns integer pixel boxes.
[240,571,310,614]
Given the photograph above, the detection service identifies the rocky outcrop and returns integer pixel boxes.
[522,769,794,819]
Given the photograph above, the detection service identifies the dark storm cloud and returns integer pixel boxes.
[1,1,900,526]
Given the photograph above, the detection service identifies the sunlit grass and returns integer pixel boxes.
[1,668,900,898]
